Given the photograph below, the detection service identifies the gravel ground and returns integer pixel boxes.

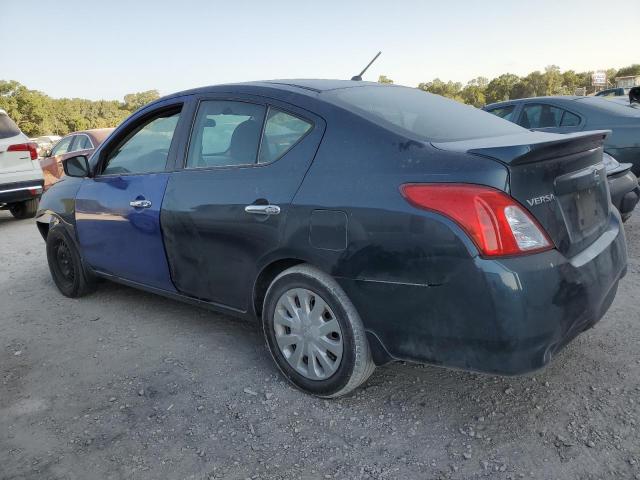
[1,210,639,480]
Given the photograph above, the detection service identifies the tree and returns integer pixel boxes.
[378,75,394,84]
[417,79,463,102]
[616,64,640,78]
[485,74,520,103]
[460,83,486,107]
[123,90,160,111]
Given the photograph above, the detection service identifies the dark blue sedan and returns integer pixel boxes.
[484,96,640,220]
[37,81,628,397]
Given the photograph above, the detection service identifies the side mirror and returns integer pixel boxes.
[63,155,90,178]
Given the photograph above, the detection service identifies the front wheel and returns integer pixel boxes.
[262,264,375,398]
[46,226,95,298]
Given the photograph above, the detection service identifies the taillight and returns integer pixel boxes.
[400,183,553,257]
[7,142,38,160]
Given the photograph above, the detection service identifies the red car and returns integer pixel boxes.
[40,128,113,190]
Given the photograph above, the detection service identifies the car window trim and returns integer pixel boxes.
[182,97,315,172]
[95,103,184,178]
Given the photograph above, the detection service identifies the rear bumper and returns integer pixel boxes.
[338,214,628,374]
[608,167,639,218]
[0,179,44,204]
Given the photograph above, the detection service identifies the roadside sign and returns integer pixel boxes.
[592,72,607,86]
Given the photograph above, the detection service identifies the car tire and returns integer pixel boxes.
[262,264,375,398]
[9,198,38,219]
[46,226,95,298]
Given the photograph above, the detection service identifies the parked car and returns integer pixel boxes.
[37,81,628,397]
[595,87,631,97]
[0,109,44,219]
[483,96,640,221]
[39,128,114,190]
[31,135,62,157]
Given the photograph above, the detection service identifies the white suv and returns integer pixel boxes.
[0,109,44,219]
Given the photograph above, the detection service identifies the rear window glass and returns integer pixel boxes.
[575,97,640,117]
[0,113,21,140]
[325,86,525,142]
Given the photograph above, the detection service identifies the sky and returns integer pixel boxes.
[1,0,635,101]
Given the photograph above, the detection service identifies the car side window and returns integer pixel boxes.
[51,136,73,156]
[560,111,581,127]
[102,109,181,176]
[486,105,516,122]
[72,134,93,151]
[258,108,312,164]
[519,104,563,129]
[186,100,266,168]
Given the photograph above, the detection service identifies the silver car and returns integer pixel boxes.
[0,109,44,219]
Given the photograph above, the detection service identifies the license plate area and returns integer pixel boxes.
[555,164,609,245]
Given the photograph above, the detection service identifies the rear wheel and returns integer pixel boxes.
[262,264,375,398]
[46,227,95,298]
[9,198,38,219]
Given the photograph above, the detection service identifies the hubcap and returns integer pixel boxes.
[273,288,343,380]
[56,241,74,282]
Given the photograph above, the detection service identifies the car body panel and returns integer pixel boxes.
[75,173,175,291]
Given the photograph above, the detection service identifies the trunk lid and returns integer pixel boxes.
[433,130,611,258]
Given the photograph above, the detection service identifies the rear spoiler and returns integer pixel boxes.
[432,130,610,166]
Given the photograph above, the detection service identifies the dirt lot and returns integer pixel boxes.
[1,210,639,480]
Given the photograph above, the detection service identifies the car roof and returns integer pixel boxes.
[159,79,383,102]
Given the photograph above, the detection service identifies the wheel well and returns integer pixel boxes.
[36,221,49,241]
[253,258,305,318]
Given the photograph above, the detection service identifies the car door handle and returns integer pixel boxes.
[130,200,152,208]
[244,204,281,215]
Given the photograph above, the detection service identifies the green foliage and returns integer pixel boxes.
[0,80,159,137]
[417,79,464,102]
[417,64,638,108]
[616,64,640,77]
[378,75,394,84]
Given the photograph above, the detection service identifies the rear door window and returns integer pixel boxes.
[102,108,181,175]
[0,113,20,139]
[258,109,312,164]
[519,104,564,128]
[71,134,93,151]
[186,100,266,168]
[486,105,516,122]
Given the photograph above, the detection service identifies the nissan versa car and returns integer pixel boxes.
[36,80,628,397]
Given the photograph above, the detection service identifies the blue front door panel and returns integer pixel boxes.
[75,173,176,292]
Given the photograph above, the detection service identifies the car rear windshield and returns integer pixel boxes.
[325,85,525,142]
[0,112,21,139]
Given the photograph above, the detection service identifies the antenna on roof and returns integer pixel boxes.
[351,51,382,81]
